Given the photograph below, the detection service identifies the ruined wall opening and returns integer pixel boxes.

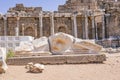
[58,26,67,33]
[24,27,35,37]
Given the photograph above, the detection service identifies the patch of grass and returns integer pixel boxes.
[7,50,15,59]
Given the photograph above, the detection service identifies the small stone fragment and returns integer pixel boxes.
[25,62,44,73]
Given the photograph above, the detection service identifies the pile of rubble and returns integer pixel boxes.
[0,48,8,74]
[15,32,103,55]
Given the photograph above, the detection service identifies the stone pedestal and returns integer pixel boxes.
[7,54,106,65]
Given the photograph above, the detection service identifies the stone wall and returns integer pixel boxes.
[58,0,98,12]
[98,1,120,37]
[0,0,120,40]
[0,19,4,36]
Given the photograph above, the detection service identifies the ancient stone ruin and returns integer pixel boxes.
[0,0,120,48]
[15,32,103,56]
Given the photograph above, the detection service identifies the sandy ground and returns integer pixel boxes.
[0,53,120,80]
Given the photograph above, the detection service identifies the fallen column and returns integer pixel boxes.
[32,37,51,55]
[72,39,103,54]
[49,32,74,55]
[15,41,34,55]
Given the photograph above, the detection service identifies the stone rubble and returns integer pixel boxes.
[25,62,44,73]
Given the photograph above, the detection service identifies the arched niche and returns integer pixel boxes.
[58,26,67,33]
[24,27,35,37]
[57,24,68,33]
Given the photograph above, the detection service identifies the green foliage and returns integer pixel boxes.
[7,50,15,59]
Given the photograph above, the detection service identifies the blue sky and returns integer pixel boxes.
[0,0,66,13]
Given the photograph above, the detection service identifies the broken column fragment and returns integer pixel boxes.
[15,41,34,55]
[32,37,49,52]
[72,39,102,54]
[31,37,51,55]
[49,32,74,55]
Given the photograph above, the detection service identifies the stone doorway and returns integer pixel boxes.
[24,27,35,37]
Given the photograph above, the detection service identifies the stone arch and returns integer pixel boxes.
[57,24,68,33]
[24,26,35,37]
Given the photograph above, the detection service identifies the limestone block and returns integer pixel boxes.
[74,38,83,43]
[72,39,102,54]
[32,37,49,52]
[0,47,8,73]
[0,48,7,60]
[49,32,74,55]
[80,41,102,52]
[15,41,34,52]
[25,62,33,69]
[72,42,90,54]
[66,54,106,64]
[7,54,106,65]
[33,63,44,71]
[25,62,44,73]
[74,38,95,44]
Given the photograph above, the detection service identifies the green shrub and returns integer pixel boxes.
[7,50,15,59]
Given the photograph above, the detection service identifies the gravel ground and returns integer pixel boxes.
[0,53,120,80]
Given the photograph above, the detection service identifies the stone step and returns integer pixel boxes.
[7,54,106,65]
[14,52,51,57]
